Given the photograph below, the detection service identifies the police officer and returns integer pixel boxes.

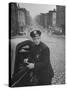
[26,30,54,85]
[12,30,54,87]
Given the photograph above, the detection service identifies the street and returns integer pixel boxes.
[41,32,65,84]
[11,26,65,85]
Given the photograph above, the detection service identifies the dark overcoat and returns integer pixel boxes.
[30,42,54,85]
[12,40,54,86]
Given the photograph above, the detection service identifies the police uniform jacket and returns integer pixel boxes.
[30,41,54,84]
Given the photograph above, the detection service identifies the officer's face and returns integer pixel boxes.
[32,36,41,45]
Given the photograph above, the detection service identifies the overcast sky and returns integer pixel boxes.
[18,3,56,18]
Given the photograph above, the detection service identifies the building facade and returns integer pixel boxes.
[18,8,27,32]
[56,5,65,34]
[35,9,56,29]
[17,6,32,33]
[35,6,65,34]
[48,10,56,27]
[10,3,19,36]
[52,10,56,27]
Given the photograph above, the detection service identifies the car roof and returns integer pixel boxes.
[11,38,29,51]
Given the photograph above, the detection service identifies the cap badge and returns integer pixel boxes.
[34,31,37,34]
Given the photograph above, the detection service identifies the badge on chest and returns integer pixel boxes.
[35,54,40,62]
[35,48,42,62]
[36,54,40,58]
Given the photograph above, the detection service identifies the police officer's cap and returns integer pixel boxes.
[30,30,41,38]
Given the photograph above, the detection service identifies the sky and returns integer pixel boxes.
[18,3,56,18]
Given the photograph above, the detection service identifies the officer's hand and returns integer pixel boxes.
[27,63,34,69]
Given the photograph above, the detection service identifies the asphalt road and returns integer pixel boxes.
[11,30,65,85]
[41,33,65,84]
